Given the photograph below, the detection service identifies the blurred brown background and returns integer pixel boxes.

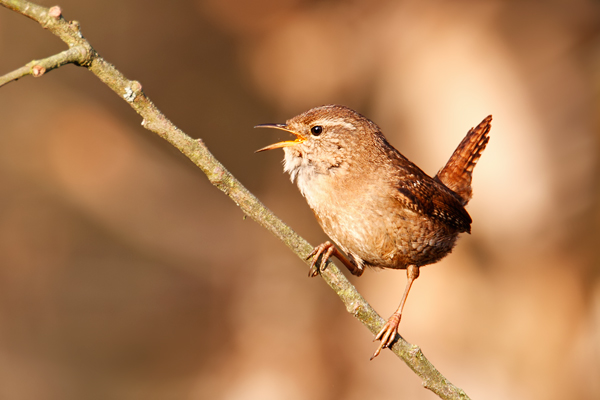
[1,0,599,399]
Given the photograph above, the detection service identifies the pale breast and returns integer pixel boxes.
[302,170,460,270]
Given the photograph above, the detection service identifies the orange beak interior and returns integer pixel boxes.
[254,123,305,152]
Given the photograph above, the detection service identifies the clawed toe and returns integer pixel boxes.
[307,249,320,277]
[306,242,334,277]
[308,263,320,277]
[370,315,401,360]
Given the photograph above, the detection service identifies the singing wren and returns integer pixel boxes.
[256,105,491,359]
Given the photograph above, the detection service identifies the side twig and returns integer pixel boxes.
[0,46,85,86]
[0,2,471,399]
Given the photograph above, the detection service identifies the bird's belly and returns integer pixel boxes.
[378,214,460,269]
[300,172,461,270]
[312,199,459,270]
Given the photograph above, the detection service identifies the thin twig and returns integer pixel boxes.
[0,2,471,399]
[0,46,85,87]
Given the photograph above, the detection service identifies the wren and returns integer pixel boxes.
[256,105,491,359]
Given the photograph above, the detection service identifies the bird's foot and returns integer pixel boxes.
[371,313,402,360]
[306,241,336,277]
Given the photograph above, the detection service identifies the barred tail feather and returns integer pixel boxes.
[435,115,492,205]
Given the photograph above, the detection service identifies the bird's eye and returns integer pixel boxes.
[311,125,323,136]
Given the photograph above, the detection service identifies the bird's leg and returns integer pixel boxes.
[371,265,420,360]
[306,241,363,277]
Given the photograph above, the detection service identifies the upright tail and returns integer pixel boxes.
[435,115,492,206]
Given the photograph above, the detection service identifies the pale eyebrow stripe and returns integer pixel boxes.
[317,117,357,131]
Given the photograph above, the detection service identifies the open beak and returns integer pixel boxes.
[254,123,305,153]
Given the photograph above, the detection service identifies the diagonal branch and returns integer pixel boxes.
[0,2,471,399]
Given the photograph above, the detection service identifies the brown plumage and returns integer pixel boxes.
[436,115,492,205]
[256,105,491,359]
